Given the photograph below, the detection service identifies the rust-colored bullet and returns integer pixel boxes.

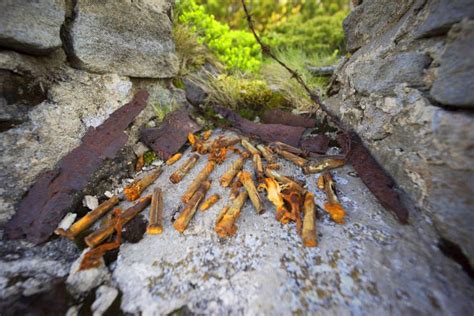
[215,191,248,238]
[124,168,162,201]
[147,187,164,235]
[170,154,200,184]
[239,171,264,214]
[182,161,215,203]
[173,181,211,233]
[56,195,120,240]
[84,195,152,248]
[302,192,317,247]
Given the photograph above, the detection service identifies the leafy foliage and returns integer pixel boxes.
[176,0,262,72]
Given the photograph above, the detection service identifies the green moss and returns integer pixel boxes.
[143,151,157,165]
[172,77,185,89]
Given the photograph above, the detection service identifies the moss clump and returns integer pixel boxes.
[143,151,157,165]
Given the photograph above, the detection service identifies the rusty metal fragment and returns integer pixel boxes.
[302,192,317,247]
[343,132,409,224]
[85,195,152,248]
[220,152,249,187]
[141,109,201,160]
[166,153,183,165]
[261,109,316,128]
[170,154,200,184]
[319,172,346,224]
[182,161,215,203]
[257,144,275,163]
[5,91,149,244]
[173,181,211,233]
[239,171,264,214]
[200,194,220,211]
[302,158,345,174]
[124,168,162,201]
[300,135,330,154]
[215,191,248,238]
[214,106,305,147]
[147,187,163,235]
[56,195,120,240]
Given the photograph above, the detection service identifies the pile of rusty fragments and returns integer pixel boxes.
[56,130,348,270]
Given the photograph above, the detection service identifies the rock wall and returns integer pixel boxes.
[0,0,179,224]
[328,0,474,265]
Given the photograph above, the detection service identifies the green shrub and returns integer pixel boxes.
[176,0,262,72]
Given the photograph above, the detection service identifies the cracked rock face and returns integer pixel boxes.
[331,0,474,265]
[63,0,178,78]
[108,130,474,315]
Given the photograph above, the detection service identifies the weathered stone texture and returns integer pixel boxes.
[63,0,178,78]
[0,0,65,55]
[430,20,474,108]
[343,0,414,52]
[333,0,474,264]
[415,0,474,37]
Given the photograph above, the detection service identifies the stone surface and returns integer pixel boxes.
[91,285,119,316]
[430,20,474,108]
[66,249,111,298]
[332,1,474,265]
[350,52,431,95]
[0,50,135,225]
[63,0,178,78]
[105,130,474,315]
[0,237,79,303]
[343,0,414,52]
[415,0,474,37]
[4,91,149,244]
[0,0,64,55]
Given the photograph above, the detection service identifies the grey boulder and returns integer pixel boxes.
[0,0,64,55]
[63,0,178,78]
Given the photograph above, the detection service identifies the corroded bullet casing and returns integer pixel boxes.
[220,153,249,187]
[182,161,215,203]
[239,171,264,214]
[147,187,164,235]
[276,149,308,167]
[200,194,220,212]
[319,172,346,224]
[302,192,317,247]
[170,154,200,184]
[166,153,183,165]
[173,181,211,233]
[241,139,260,156]
[264,168,306,193]
[56,195,120,240]
[85,195,152,248]
[215,191,248,238]
[257,144,275,163]
[302,158,345,174]
[124,168,163,201]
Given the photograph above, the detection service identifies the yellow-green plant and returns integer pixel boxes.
[176,0,262,72]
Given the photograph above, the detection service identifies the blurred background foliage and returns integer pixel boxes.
[174,0,350,115]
